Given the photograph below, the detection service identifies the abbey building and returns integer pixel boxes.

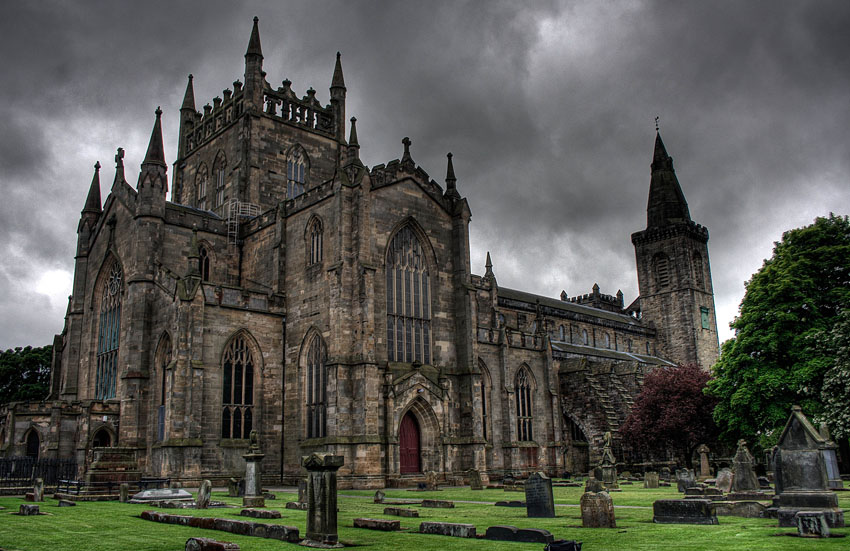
[0,19,719,487]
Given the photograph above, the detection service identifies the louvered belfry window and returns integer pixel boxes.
[386,226,431,364]
[221,335,254,439]
[96,262,122,400]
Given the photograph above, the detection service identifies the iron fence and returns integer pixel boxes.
[0,457,77,487]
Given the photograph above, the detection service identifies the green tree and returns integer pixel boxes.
[0,345,52,404]
[819,308,850,440]
[708,214,850,448]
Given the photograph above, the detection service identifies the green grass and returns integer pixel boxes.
[0,483,847,550]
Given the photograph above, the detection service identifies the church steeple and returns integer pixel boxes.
[181,74,196,111]
[82,161,102,215]
[245,16,263,59]
[142,107,167,170]
[136,107,168,217]
[646,131,690,228]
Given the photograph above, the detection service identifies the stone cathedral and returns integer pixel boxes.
[0,19,719,488]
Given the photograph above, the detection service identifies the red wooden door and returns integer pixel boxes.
[399,413,421,474]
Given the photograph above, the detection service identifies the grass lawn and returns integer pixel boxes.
[0,482,847,550]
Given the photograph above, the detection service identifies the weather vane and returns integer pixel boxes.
[655,116,660,132]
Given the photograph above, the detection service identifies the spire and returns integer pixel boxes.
[142,107,167,168]
[444,152,460,199]
[484,251,495,280]
[83,161,102,214]
[181,74,195,111]
[348,117,359,148]
[646,130,691,228]
[331,51,346,90]
[245,16,263,59]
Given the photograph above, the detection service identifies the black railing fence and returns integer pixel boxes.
[0,457,77,487]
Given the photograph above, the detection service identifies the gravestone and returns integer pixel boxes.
[697,444,711,480]
[468,469,483,490]
[545,541,583,551]
[676,469,696,493]
[524,472,555,518]
[598,432,618,489]
[373,490,385,503]
[795,511,830,538]
[419,521,476,538]
[495,500,525,507]
[421,499,454,508]
[731,440,759,492]
[57,500,76,507]
[660,466,672,481]
[185,537,240,551]
[383,507,418,517]
[485,525,554,544]
[353,518,401,531]
[425,470,439,491]
[130,488,194,503]
[715,468,733,493]
[817,424,844,491]
[298,478,308,503]
[241,508,281,519]
[580,491,616,528]
[243,431,265,508]
[644,472,659,489]
[197,479,212,509]
[774,406,845,528]
[32,478,44,502]
[585,476,604,493]
[19,504,40,516]
[652,499,718,524]
[302,452,344,547]
[227,478,239,498]
[120,483,129,503]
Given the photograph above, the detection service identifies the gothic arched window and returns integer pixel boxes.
[307,217,323,265]
[156,334,172,441]
[287,146,308,199]
[306,334,327,439]
[221,334,255,439]
[516,367,533,442]
[199,246,210,281]
[386,226,432,364]
[478,359,492,442]
[214,153,227,208]
[196,165,208,210]
[96,261,122,400]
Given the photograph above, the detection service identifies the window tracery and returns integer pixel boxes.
[96,261,122,400]
[386,226,431,364]
[221,335,254,439]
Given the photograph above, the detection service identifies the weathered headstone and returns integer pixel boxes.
[227,478,239,497]
[676,469,696,493]
[240,508,281,519]
[484,525,554,544]
[373,490,385,503]
[120,482,129,503]
[185,537,240,551]
[242,431,265,508]
[197,479,212,509]
[32,478,44,502]
[297,478,308,503]
[731,440,759,492]
[774,406,845,528]
[383,506,419,517]
[580,491,616,528]
[818,424,844,491]
[660,466,672,481]
[715,468,733,493]
[425,470,439,491]
[585,476,604,493]
[795,511,830,538]
[421,499,454,508]
[652,499,718,524]
[524,472,555,518]
[419,521,476,538]
[713,501,766,518]
[353,518,401,531]
[18,504,40,516]
[302,452,344,547]
[468,469,483,490]
[57,500,76,507]
[697,444,711,480]
[494,500,526,507]
[545,540,583,551]
[644,472,659,489]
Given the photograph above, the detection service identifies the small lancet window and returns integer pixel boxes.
[516,367,533,442]
[306,335,328,439]
[308,218,323,265]
[199,246,210,281]
[287,147,307,199]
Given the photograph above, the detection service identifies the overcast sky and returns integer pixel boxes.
[1,1,849,351]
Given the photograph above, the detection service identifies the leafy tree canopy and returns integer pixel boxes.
[621,364,719,464]
[0,345,52,404]
[708,214,850,448]
[819,308,850,440]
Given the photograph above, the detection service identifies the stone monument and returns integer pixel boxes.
[818,422,843,490]
[676,469,695,493]
[731,440,759,492]
[303,452,345,547]
[715,468,733,493]
[468,469,483,490]
[197,479,212,509]
[774,406,844,528]
[580,491,615,528]
[242,430,265,508]
[697,444,711,480]
[32,478,44,502]
[599,432,618,490]
[524,472,555,518]
[644,472,659,489]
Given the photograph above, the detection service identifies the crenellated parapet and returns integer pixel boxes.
[183,82,246,155]
[261,81,336,137]
[630,219,709,245]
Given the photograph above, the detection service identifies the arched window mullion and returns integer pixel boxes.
[386,226,431,364]
[96,261,122,400]
[222,335,254,439]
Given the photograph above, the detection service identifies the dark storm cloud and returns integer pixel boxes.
[1,0,849,348]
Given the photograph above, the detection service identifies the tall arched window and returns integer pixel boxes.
[96,261,122,400]
[692,252,704,290]
[386,226,431,364]
[156,334,172,442]
[516,367,533,442]
[199,246,210,281]
[196,165,208,210]
[582,329,589,345]
[221,335,255,439]
[306,334,327,439]
[654,254,671,289]
[307,217,323,265]
[478,359,491,442]
[287,146,308,199]
[214,153,226,208]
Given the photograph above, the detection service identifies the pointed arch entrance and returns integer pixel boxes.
[399,412,421,474]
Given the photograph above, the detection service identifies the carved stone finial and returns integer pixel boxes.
[115,147,125,167]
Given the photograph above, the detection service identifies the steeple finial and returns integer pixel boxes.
[348,117,359,148]
[331,51,346,90]
[655,115,660,133]
[401,137,413,164]
[181,74,196,111]
[83,161,102,214]
[142,107,167,168]
[245,16,263,59]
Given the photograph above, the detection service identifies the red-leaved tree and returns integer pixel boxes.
[620,364,719,465]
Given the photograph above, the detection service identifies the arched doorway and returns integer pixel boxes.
[25,430,40,458]
[92,427,112,448]
[399,412,421,474]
